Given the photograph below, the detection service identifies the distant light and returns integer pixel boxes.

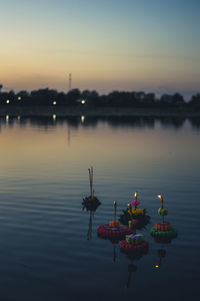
[6,115,9,121]
[81,115,85,123]
[6,99,10,104]
[53,101,56,105]
[53,114,56,120]
[17,116,21,120]
[155,265,159,269]
[18,96,21,101]
[81,100,86,105]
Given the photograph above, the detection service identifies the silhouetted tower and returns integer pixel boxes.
[68,73,72,91]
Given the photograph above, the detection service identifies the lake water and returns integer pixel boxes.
[0,116,200,301]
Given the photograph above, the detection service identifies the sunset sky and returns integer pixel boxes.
[0,0,199,98]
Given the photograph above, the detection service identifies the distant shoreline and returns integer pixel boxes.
[0,105,200,117]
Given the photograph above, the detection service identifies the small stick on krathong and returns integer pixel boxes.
[128,203,133,219]
[88,166,94,199]
[114,200,117,221]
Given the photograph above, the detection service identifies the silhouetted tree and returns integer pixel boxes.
[160,94,173,105]
[172,93,184,105]
[30,88,58,105]
[144,93,155,106]
[189,93,200,108]
[66,89,81,105]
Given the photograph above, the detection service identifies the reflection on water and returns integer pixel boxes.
[0,116,200,300]
[155,248,166,269]
[1,115,200,129]
[87,211,93,240]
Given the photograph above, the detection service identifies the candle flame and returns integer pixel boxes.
[134,192,138,198]
[157,194,163,200]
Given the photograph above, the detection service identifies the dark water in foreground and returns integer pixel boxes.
[0,116,200,301]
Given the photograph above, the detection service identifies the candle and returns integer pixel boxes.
[134,191,138,201]
[158,194,164,208]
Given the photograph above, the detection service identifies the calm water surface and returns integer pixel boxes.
[0,116,200,301]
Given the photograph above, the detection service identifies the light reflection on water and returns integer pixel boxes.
[0,117,200,300]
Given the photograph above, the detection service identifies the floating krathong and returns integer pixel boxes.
[150,195,178,241]
[119,192,150,229]
[120,218,149,255]
[82,166,101,211]
[97,200,131,239]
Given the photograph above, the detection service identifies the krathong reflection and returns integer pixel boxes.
[154,248,166,270]
[87,211,93,240]
[86,211,97,241]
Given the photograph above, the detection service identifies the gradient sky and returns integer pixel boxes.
[0,0,199,98]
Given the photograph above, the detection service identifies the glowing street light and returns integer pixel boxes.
[53,114,56,120]
[53,101,56,105]
[17,96,21,101]
[81,100,86,105]
[6,99,10,104]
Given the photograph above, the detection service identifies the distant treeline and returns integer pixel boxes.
[0,84,200,109]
